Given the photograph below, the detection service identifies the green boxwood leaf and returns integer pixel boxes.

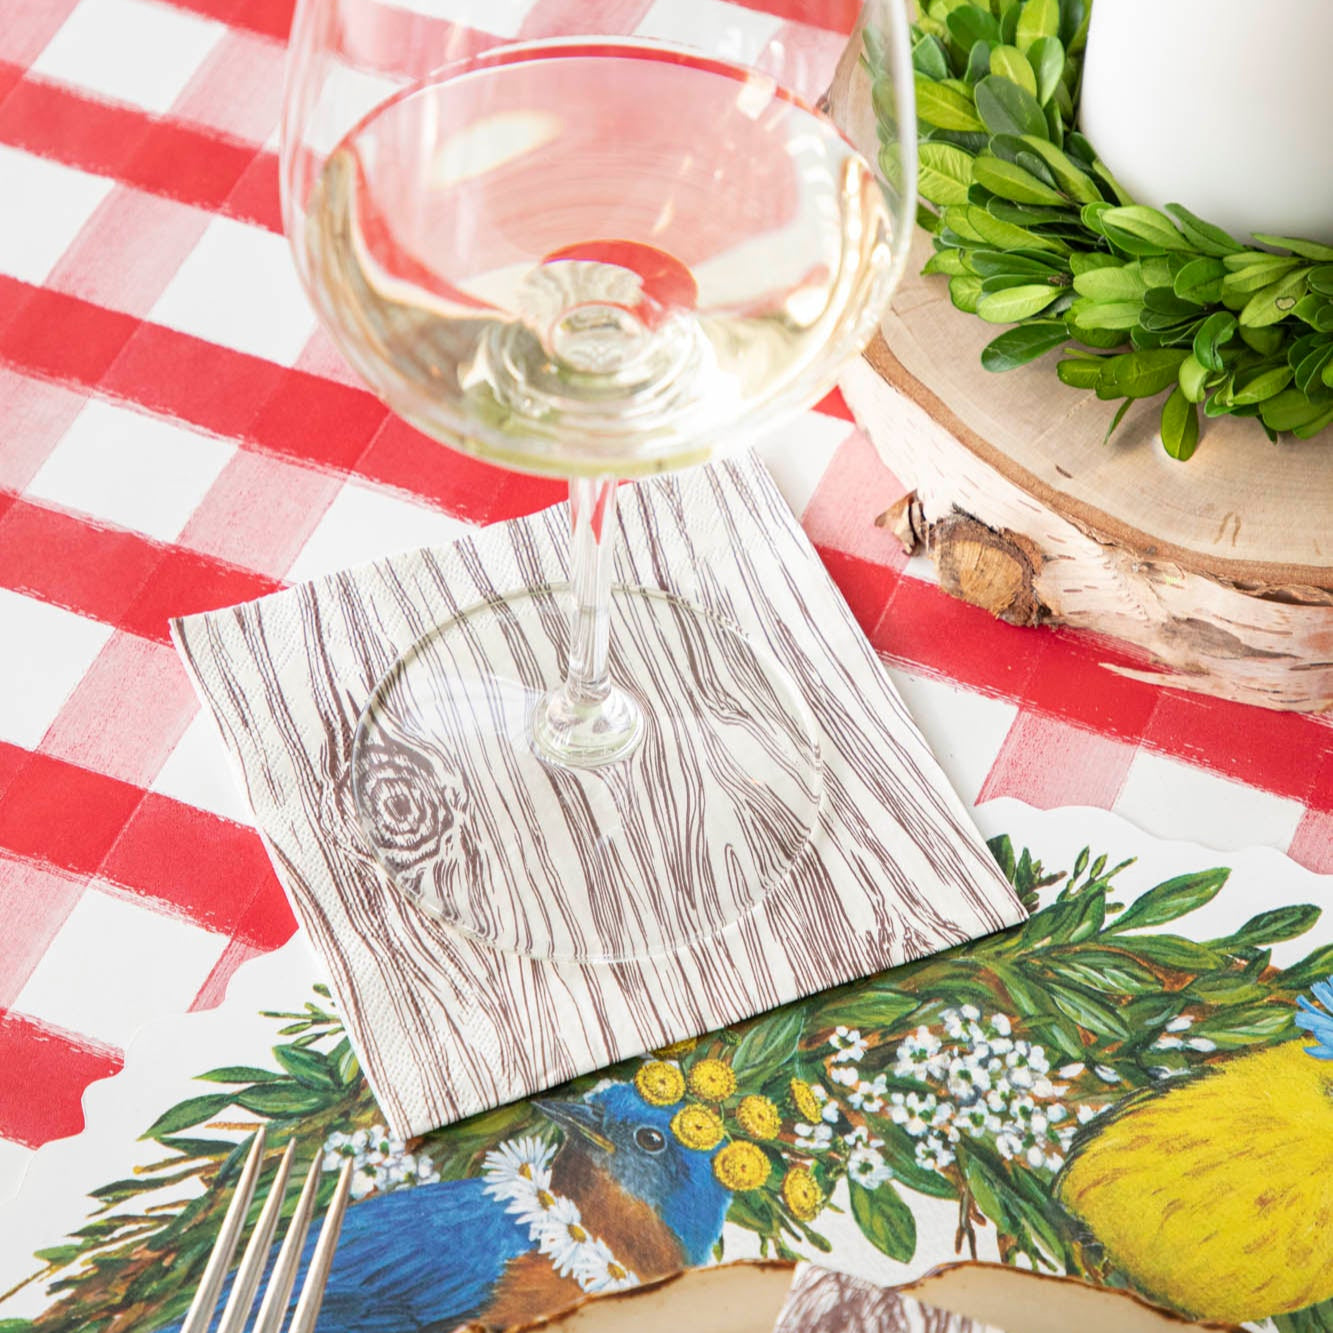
[972,154,1067,206]
[1292,296,1333,333]
[1018,134,1102,204]
[1057,0,1087,47]
[1070,298,1141,330]
[974,73,1048,138]
[1057,356,1103,389]
[1100,205,1192,253]
[1230,364,1294,405]
[916,76,986,132]
[964,38,992,85]
[912,33,951,80]
[1309,266,1333,297]
[1172,256,1227,305]
[967,207,1070,253]
[968,248,1065,276]
[947,5,1002,51]
[1027,35,1065,104]
[1072,264,1145,302]
[981,320,1069,370]
[918,141,976,206]
[1016,0,1059,51]
[950,274,984,312]
[1261,387,1332,432]
[1107,867,1230,933]
[1069,251,1121,276]
[849,1179,917,1261]
[1178,353,1210,403]
[1295,343,1333,395]
[1164,203,1243,256]
[1294,403,1333,438]
[976,283,1061,322]
[1159,384,1199,460]
[1252,234,1333,263]
[923,247,973,276]
[1193,311,1238,372]
[988,43,1036,95]
[1240,270,1309,329]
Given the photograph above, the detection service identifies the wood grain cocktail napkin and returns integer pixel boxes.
[172,454,1024,1137]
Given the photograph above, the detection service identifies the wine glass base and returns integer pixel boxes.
[350,586,823,963]
[531,682,645,769]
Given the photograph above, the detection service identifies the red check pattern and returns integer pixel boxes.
[0,0,1329,1188]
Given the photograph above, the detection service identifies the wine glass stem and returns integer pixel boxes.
[531,476,645,768]
[565,475,617,707]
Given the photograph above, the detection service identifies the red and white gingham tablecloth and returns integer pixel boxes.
[0,0,1329,1192]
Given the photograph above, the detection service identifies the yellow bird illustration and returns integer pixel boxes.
[1057,1036,1333,1325]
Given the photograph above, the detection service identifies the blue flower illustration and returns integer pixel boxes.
[1295,978,1333,1059]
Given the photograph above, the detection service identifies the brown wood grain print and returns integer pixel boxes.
[172,454,1024,1136]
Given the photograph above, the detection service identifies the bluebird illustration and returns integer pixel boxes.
[163,1082,732,1332]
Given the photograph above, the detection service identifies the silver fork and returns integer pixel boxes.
[179,1124,355,1333]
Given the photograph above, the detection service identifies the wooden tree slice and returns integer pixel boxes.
[827,36,1333,712]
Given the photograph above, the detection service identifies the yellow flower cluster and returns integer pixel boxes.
[789,1077,821,1124]
[671,1104,725,1151]
[652,1037,699,1059]
[781,1167,822,1221]
[713,1140,771,1191]
[635,1061,685,1107]
[688,1059,737,1102]
[736,1095,781,1141]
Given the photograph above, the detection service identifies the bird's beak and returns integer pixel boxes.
[533,1099,615,1154]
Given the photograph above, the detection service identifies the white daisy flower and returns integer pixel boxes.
[483,1136,555,1203]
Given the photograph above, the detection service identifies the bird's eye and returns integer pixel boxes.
[634,1126,667,1153]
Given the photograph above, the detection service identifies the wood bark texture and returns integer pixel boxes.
[829,36,1333,712]
[173,456,1023,1138]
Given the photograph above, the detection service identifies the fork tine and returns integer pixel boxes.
[250,1153,323,1333]
[287,1158,354,1333]
[179,1125,268,1333]
[214,1138,297,1333]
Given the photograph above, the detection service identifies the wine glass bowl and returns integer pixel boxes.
[280,0,917,962]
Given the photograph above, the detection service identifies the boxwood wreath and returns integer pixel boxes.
[868,0,1333,459]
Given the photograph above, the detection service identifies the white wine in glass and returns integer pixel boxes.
[282,6,917,963]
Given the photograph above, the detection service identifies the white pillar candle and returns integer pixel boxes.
[1078,0,1333,246]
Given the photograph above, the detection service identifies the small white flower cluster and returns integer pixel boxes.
[826,1027,890,1114]
[482,1136,638,1295]
[845,1124,894,1190]
[794,1081,840,1152]
[888,1007,1098,1175]
[322,1125,440,1200]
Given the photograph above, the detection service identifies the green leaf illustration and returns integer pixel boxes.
[1108,868,1230,933]
[850,1180,917,1262]
[141,1094,234,1141]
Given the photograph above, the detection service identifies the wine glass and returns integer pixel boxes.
[280,0,916,963]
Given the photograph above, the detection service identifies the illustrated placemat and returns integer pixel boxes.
[172,454,1023,1136]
